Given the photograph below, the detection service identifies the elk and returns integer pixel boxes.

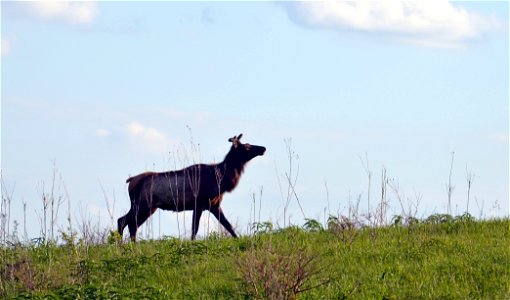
[118,134,266,241]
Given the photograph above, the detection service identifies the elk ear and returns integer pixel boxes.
[228,135,240,148]
[228,133,243,148]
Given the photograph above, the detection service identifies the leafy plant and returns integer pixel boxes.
[303,218,323,232]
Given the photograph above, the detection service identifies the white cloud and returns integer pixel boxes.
[282,0,503,48]
[126,122,172,154]
[95,128,110,138]
[1,37,11,56]
[6,1,98,25]
[487,133,509,143]
[127,122,144,136]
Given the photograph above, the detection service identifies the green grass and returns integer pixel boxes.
[1,218,509,299]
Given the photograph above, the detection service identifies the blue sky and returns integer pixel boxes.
[1,1,508,239]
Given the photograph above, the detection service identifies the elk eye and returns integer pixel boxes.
[245,144,252,150]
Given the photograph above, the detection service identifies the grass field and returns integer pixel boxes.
[1,216,508,299]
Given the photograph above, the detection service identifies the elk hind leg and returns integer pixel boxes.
[118,209,134,237]
[128,204,157,241]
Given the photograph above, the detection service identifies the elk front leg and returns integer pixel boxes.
[191,208,203,240]
[209,205,238,238]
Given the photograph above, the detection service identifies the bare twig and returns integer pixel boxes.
[22,200,27,242]
[447,152,455,215]
[285,172,306,220]
[465,165,475,215]
[377,167,389,226]
[100,182,116,229]
[358,153,372,221]
[282,138,304,225]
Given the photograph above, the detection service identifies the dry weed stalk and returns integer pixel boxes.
[388,180,422,225]
[447,152,455,215]
[465,166,475,215]
[328,194,362,245]
[282,138,305,226]
[376,167,390,226]
[237,243,325,300]
[358,153,372,222]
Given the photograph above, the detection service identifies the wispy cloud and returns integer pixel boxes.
[95,128,110,138]
[201,7,215,25]
[4,1,99,25]
[281,1,503,48]
[487,133,509,144]
[1,37,11,56]
[126,121,173,155]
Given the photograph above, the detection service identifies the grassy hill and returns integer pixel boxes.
[1,217,509,299]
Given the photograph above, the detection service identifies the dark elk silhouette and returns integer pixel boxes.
[118,134,266,241]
